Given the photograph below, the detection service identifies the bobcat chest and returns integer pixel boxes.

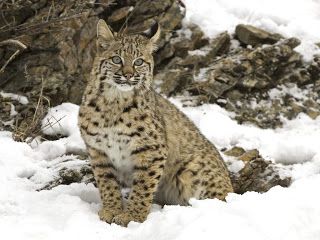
[104,129,134,186]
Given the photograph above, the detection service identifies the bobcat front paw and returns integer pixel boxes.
[98,208,121,223]
[112,212,147,227]
[112,212,133,227]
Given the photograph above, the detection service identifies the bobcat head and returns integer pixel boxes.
[94,19,160,92]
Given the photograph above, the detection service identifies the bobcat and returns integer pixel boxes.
[79,19,233,226]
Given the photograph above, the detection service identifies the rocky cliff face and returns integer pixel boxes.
[0,0,185,106]
[156,24,320,128]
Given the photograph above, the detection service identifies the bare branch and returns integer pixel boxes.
[0,39,27,49]
[0,39,27,74]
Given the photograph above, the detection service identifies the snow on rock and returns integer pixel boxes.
[171,99,320,167]
[268,84,311,101]
[183,0,320,61]
[0,91,29,104]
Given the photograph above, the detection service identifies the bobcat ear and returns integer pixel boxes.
[97,19,114,41]
[143,22,161,52]
[149,22,161,44]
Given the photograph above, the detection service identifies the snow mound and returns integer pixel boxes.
[42,103,80,137]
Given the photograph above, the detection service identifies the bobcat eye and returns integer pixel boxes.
[111,56,122,64]
[134,58,144,66]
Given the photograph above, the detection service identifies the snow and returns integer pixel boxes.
[42,103,80,137]
[171,99,320,175]
[37,103,86,159]
[183,0,320,61]
[0,91,29,104]
[1,99,320,239]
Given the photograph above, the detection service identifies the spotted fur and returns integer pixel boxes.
[79,20,233,226]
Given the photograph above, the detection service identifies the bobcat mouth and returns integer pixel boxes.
[114,79,138,86]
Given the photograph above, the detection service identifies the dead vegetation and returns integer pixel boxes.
[0,0,115,38]
[0,39,27,74]
[11,78,49,142]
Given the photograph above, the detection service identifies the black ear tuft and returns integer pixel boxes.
[142,21,161,43]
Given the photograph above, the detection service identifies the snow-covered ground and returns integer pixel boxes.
[1,99,320,240]
[1,1,320,239]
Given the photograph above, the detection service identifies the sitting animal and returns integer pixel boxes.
[79,19,234,226]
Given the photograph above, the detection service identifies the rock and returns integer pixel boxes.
[232,157,291,194]
[185,36,306,113]
[158,1,185,38]
[0,93,40,134]
[224,81,320,129]
[189,24,210,50]
[238,149,259,162]
[224,146,246,157]
[59,168,82,185]
[108,6,133,23]
[206,32,231,59]
[280,68,311,86]
[186,55,242,101]
[235,24,282,46]
[308,56,320,82]
[159,69,193,96]
[229,148,292,194]
[0,96,14,131]
[238,38,302,90]
[0,1,99,107]
[38,159,94,191]
[156,23,209,67]
[306,109,320,120]
[187,77,238,101]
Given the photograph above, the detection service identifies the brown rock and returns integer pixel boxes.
[232,157,291,194]
[224,146,246,157]
[108,6,133,23]
[308,56,320,82]
[159,69,193,96]
[235,24,282,46]
[306,110,320,120]
[239,149,259,162]
[225,148,292,194]
[206,31,231,59]
[189,24,210,50]
[59,168,82,185]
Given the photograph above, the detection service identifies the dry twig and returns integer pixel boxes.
[12,77,49,142]
[0,39,27,74]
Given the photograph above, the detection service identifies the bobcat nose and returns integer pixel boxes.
[122,66,134,80]
[124,72,133,80]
